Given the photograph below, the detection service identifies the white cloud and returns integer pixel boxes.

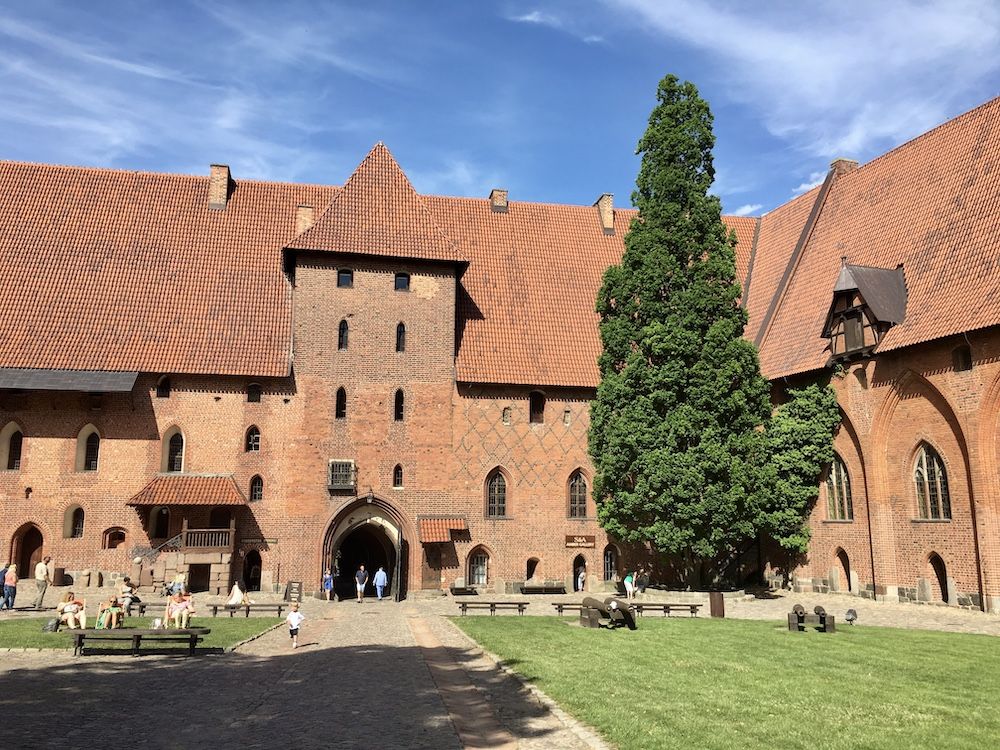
[506,7,605,43]
[408,157,505,197]
[610,0,1000,158]
[791,171,826,196]
[731,203,762,217]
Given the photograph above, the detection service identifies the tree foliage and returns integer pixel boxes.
[765,383,842,553]
[589,75,774,583]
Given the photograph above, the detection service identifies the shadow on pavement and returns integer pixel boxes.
[0,641,563,749]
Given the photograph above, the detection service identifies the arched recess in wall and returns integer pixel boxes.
[103,527,126,549]
[1,421,24,470]
[834,547,852,592]
[161,426,185,472]
[74,424,101,472]
[603,544,620,582]
[149,506,170,539]
[869,369,980,604]
[977,369,1000,512]
[927,552,950,603]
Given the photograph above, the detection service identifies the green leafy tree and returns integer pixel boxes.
[765,383,842,553]
[589,75,775,585]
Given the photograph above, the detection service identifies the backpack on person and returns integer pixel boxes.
[42,618,60,632]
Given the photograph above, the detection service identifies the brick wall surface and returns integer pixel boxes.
[2,257,999,611]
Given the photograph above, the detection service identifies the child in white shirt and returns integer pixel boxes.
[286,602,305,648]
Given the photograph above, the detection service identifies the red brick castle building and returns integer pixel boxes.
[2,97,998,610]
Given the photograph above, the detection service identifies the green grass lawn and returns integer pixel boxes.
[454,616,1000,750]
[0,617,282,651]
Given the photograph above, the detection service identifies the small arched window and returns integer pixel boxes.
[529,391,545,423]
[166,431,184,472]
[486,469,507,517]
[103,527,126,549]
[5,428,23,470]
[393,464,403,488]
[469,549,489,586]
[338,320,349,351]
[249,475,264,502]
[75,425,100,472]
[84,432,100,471]
[825,454,853,520]
[156,376,171,398]
[394,389,404,421]
[915,443,951,520]
[338,268,353,288]
[70,507,85,539]
[246,383,262,403]
[336,387,347,419]
[569,470,588,518]
[394,272,410,291]
[245,426,261,452]
[502,407,511,426]
[396,322,406,352]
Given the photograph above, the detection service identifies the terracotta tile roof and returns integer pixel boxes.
[0,162,334,377]
[727,215,758,289]
[757,96,1000,379]
[418,517,468,543]
[126,474,247,506]
[288,143,465,263]
[428,197,749,387]
[742,187,821,343]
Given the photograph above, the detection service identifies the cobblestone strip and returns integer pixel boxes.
[407,612,518,749]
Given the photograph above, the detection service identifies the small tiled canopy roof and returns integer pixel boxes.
[418,517,468,544]
[127,474,247,506]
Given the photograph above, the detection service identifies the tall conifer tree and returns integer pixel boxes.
[589,75,774,584]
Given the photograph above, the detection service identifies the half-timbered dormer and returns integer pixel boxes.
[822,259,907,363]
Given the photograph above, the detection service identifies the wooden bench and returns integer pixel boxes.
[457,601,529,616]
[70,627,210,657]
[632,603,703,617]
[521,583,566,595]
[449,586,477,596]
[551,602,584,615]
[208,603,287,618]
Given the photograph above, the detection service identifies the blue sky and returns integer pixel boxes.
[0,1,997,215]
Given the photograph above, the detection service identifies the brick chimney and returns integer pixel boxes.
[830,158,859,177]
[594,193,614,234]
[208,164,232,210]
[295,204,315,234]
[489,188,508,213]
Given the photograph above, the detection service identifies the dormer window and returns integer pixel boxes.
[822,259,907,364]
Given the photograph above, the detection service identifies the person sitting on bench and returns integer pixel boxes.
[57,591,87,629]
[119,577,140,615]
[96,596,124,629]
[165,591,195,628]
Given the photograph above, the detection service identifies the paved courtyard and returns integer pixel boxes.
[2,589,998,749]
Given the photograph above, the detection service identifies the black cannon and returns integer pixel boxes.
[787,603,836,633]
[579,596,638,630]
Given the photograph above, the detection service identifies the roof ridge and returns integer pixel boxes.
[826,94,1000,186]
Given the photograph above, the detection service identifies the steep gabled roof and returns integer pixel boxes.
[288,143,465,264]
[757,95,1000,379]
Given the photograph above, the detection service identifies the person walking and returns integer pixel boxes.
[3,563,18,611]
[286,602,305,648]
[577,564,587,593]
[373,566,388,601]
[33,555,52,608]
[322,568,334,601]
[355,564,368,603]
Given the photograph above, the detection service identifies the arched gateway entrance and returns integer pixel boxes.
[11,523,44,576]
[322,496,409,602]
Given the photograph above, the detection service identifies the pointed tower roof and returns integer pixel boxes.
[287,143,465,263]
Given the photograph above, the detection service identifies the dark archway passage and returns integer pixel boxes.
[243,550,262,592]
[13,524,44,576]
[334,524,397,600]
[573,554,586,592]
